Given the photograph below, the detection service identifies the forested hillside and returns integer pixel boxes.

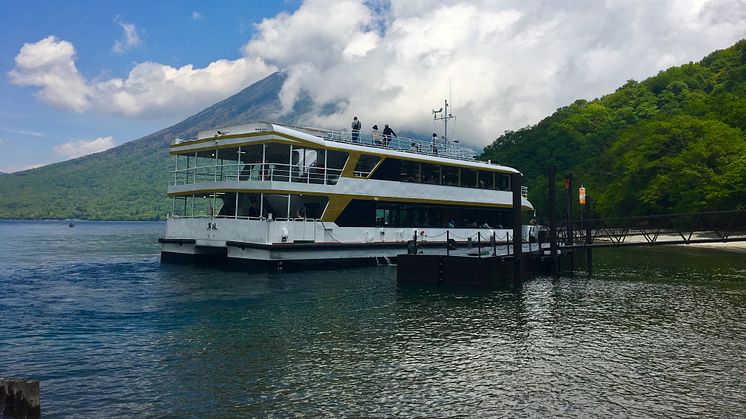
[481,39,746,218]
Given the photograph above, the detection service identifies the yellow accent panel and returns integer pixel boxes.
[341,152,362,177]
[321,196,353,222]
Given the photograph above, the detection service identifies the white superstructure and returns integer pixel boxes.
[160,122,534,268]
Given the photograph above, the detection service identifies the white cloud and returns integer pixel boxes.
[8,0,746,146]
[192,11,203,21]
[241,0,746,146]
[112,18,142,54]
[54,136,115,159]
[2,128,47,138]
[9,37,276,118]
[8,36,92,112]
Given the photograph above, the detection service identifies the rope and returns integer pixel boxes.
[319,221,344,244]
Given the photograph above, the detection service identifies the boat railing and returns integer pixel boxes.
[300,127,477,161]
[173,126,479,162]
[170,162,343,186]
[169,214,322,223]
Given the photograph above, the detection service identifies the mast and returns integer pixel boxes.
[432,99,456,146]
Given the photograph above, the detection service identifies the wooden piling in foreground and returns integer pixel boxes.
[1,378,40,418]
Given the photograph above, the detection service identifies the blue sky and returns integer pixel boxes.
[2,0,744,173]
[0,0,299,172]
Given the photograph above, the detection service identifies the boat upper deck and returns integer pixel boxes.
[171,122,511,170]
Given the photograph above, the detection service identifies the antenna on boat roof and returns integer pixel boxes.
[432,98,455,146]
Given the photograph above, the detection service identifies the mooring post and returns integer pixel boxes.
[584,196,593,275]
[0,378,40,418]
[548,166,558,276]
[477,232,482,258]
[446,230,450,256]
[565,174,575,273]
[565,174,573,245]
[512,172,523,284]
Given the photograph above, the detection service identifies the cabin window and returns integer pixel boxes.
[370,158,401,181]
[421,163,441,185]
[353,154,380,177]
[442,166,459,186]
[334,200,376,227]
[400,161,421,183]
[497,174,511,191]
[461,169,477,188]
[479,170,494,189]
[335,199,514,228]
[325,150,348,185]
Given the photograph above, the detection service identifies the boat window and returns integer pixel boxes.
[479,171,495,189]
[370,158,400,181]
[400,161,421,183]
[442,165,459,186]
[334,199,376,227]
[353,154,380,177]
[497,174,511,191]
[289,195,328,219]
[325,150,348,185]
[335,199,514,228]
[234,193,262,218]
[461,169,477,188]
[421,163,441,185]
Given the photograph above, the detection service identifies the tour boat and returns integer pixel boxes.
[160,119,535,269]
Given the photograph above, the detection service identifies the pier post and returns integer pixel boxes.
[548,166,558,276]
[584,196,593,275]
[477,232,481,258]
[565,174,573,245]
[446,231,450,256]
[1,378,40,418]
[512,172,523,284]
[565,174,575,272]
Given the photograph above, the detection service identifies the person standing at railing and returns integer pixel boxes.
[249,159,261,181]
[351,116,362,143]
[382,124,397,146]
[372,125,381,145]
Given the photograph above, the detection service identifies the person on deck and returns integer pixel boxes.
[372,125,381,145]
[382,124,397,146]
[351,116,362,143]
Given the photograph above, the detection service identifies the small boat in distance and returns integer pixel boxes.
[159,116,535,269]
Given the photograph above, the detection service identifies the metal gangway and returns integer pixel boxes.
[557,209,746,249]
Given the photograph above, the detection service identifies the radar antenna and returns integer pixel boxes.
[432,99,455,146]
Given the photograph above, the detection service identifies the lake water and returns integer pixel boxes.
[1,220,744,416]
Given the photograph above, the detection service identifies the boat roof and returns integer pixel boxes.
[172,122,520,174]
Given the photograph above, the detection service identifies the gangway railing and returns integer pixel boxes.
[557,209,746,248]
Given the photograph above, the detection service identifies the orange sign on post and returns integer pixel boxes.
[579,186,586,205]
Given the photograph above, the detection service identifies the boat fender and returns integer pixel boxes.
[447,239,457,250]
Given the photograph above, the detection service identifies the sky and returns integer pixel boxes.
[1,0,745,173]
